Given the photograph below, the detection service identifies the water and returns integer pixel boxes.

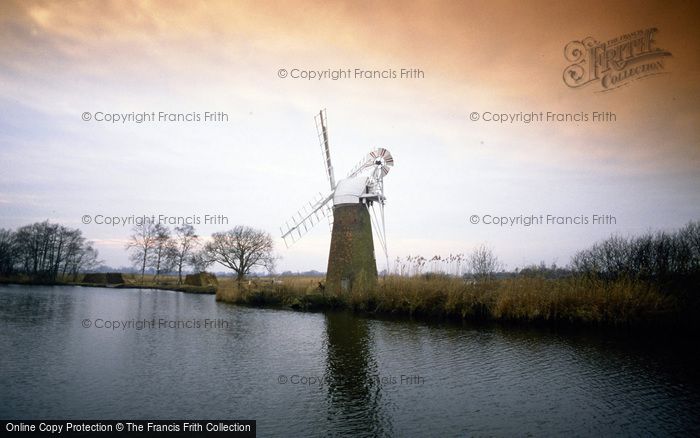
[1,285,699,436]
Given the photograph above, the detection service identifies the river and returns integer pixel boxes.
[1,284,699,436]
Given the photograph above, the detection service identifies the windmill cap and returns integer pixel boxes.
[333,177,371,205]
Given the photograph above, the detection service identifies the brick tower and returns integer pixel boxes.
[325,203,378,294]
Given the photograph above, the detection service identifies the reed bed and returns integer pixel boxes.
[216,274,676,327]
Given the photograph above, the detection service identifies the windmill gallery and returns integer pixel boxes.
[281,110,394,294]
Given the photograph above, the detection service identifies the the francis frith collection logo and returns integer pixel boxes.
[563,28,672,91]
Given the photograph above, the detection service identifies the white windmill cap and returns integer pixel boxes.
[333,177,370,205]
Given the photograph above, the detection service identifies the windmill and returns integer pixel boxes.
[280,109,394,294]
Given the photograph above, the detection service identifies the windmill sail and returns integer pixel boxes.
[315,109,336,191]
[280,192,333,247]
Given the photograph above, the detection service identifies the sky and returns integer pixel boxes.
[1,0,699,273]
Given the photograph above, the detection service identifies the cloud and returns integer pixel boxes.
[1,0,699,270]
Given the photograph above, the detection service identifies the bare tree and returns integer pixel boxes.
[189,250,213,273]
[172,224,199,284]
[148,223,174,282]
[66,243,101,281]
[468,244,502,280]
[262,254,280,279]
[569,221,700,280]
[680,221,700,272]
[0,228,16,275]
[126,221,157,283]
[204,226,274,282]
[14,221,53,278]
[3,221,100,282]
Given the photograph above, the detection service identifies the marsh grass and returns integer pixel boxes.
[216,276,337,309]
[216,274,676,327]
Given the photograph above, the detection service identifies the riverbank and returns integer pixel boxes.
[216,275,693,329]
[0,275,216,294]
[2,273,693,329]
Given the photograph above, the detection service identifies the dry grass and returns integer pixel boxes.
[216,276,328,307]
[217,274,676,327]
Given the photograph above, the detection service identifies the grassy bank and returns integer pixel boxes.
[217,275,681,328]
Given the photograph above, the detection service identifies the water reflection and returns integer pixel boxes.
[0,285,75,326]
[324,311,391,436]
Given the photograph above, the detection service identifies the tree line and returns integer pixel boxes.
[0,220,277,285]
[125,222,275,284]
[0,221,100,281]
[570,221,700,281]
[390,221,700,286]
[4,218,697,288]
[126,222,203,284]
